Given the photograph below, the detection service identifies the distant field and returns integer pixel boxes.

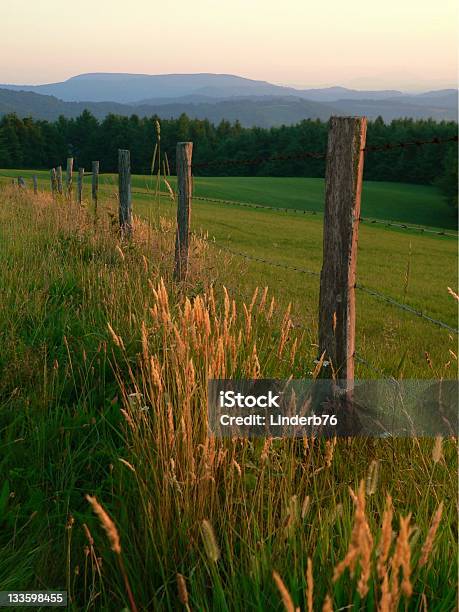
[1,168,456,376]
[1,169,457,229]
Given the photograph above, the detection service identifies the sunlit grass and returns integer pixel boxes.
[0,186,456,610]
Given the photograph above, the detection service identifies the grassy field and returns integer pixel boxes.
[1,169,458,229]
[0,169,457,378]
[0,185,457,611]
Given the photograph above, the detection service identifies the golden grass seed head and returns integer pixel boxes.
[201,519,220,563]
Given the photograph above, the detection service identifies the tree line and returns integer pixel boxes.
[0,110,457,207]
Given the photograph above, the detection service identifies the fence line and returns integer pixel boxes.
[358,217,456,237]
[364,134,458,153]
[355,284,458,333]
[190,194,457,238]
[1,171,457,239]
[129,187,459,239]
[191,133,457,170]
[204,237,320,278]
[201,235,458,334]
[1,120,457,381]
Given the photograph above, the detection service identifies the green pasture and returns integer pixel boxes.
[1,169,457,229]
[1,169,457,376]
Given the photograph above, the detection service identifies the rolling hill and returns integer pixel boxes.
[0,72,406,104]
[0,73,456,126]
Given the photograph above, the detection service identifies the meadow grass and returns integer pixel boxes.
[1,170,457,378]
[0,185,457,610]
[1,170,457,230]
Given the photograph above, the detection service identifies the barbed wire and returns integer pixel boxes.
[364,135,458,153]
[199,234,458,334]
[355,283,458,333]
[0,131,456,182]
[191,133,457,170]
[359,217,456,238]
[192,194,319,214]
[205,238,321,278]
[1,170,456,240]
[107,187,459,240]
[190,194,456,238]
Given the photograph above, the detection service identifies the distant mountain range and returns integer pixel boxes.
[0,73,457,127]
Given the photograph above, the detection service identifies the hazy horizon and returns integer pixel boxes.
[3,0,457,92]
[0,71,456,93]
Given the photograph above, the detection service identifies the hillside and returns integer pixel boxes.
[0,72,406,103]
[0,87,457,126]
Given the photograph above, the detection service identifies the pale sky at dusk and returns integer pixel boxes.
[2,0,457,91]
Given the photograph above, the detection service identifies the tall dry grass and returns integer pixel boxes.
[0,184,456,610]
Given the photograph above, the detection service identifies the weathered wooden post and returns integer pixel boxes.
[66,157,73,199]
[77,168,84,204]
[118,150,132,238]
[33,175,38,194]
[18,176,26,189]
[50,168,57,195]
[174,142,193,281]
[318,116,367,384]
[56,166,63,195]
[92,161,99,218]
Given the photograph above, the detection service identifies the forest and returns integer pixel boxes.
[0,111,457,206]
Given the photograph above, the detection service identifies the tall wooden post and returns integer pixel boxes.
[33,175,38,194]
[118,150,132,238]
[56,166,63,195]
[92,161,99,217]
[50,168,57,195]
[18,176,25,189]
[77,168,84,204]
[174,142,193,281]
[318,116,367,383]
[66,157,73,199]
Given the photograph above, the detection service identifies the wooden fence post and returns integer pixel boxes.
[66,157,73,199]
[33,175,38,194]
[18,176,25,189]
[77,168,84,204]
[91,161,99,217]
[318,116,367,384]
[50,168,57,195]
[174,142,193,281]
[118,150,132,238]
[56,166,63,195]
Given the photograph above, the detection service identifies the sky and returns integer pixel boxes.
[2,0,457,91]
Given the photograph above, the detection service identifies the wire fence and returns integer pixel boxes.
[354,284,458,333]
[190,130,458,348]
[191,134,458,169]
[1,130,457,344]
[202,236,458,334]
[204,238,320,278]
[363,134,458,153]
[190,194,457,238]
